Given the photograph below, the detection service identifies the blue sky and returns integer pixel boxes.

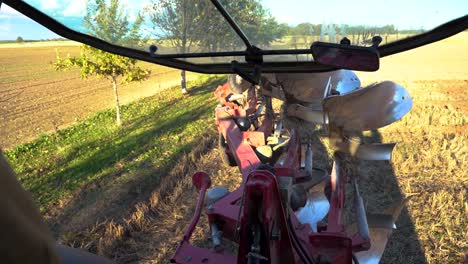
[0,4,61,40]
[263,0,468,29]
[1,0,467,40]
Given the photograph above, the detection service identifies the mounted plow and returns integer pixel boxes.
[171,71,413,264]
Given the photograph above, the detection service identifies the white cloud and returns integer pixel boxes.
[0,4,24,17]
[0,22,12,40]
[62,1,86,17]
[0,23,11,32]
[38,0,60,10]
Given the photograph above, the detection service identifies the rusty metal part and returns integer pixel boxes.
[331,134,396,161]
[242,131,265,147]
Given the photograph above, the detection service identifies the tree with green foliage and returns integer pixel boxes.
[195,0,285,51]
[147,0,204,94]
[84,0,144,46]
[54,0,150,126]
[16,36,24,43]
[147,0,285,94]
[289,23,314,45]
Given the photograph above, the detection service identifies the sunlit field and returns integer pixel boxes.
[355,32,468,263]
[0,41,199,149]
[1,33,467,263]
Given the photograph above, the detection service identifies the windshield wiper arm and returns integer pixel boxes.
[210,0,253,49]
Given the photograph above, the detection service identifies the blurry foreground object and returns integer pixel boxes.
[0,151,113,264]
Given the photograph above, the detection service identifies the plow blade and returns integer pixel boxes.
[324,81,413,132]
[354,215,395,264]
[286,103,326,124]
[330,136,396,161]
[352,198,409,264]
[295,191,330,232]
[354,143,396,161]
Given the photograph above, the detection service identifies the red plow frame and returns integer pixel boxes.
[171,81,372,264]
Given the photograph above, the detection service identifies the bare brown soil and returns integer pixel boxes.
[0,44,198,149]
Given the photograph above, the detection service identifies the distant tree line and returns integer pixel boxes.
[284,23,421,36]
[148,1,425,52]
[145,0,427,90]
[273,23,424,45]
[0,37,68,43]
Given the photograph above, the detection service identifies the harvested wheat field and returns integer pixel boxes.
[2,33,467,264]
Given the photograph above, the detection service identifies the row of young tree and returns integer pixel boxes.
[54,0,423,126]
[55,0,284,126]
[55,0,150,126]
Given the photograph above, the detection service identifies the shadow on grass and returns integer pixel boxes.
[41,77,225,236]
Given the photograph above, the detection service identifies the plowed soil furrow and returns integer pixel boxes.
[2,82,110,119]
[0,44,194,149]
[0,77,82,93]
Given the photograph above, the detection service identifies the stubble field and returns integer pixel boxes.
[2,33,467,263]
